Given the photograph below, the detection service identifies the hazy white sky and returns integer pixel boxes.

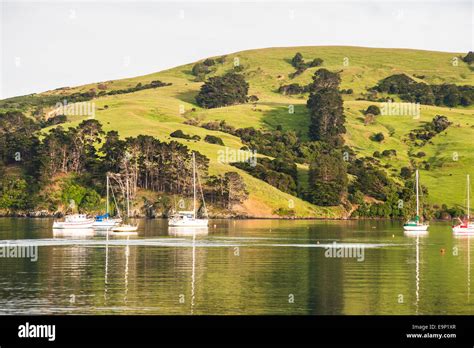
[1,0,472,98]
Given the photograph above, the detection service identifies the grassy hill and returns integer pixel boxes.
[15,46,474,216]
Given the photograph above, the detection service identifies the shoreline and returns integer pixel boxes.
[0,214,453,222]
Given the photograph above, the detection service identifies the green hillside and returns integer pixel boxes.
[9,46,474,217]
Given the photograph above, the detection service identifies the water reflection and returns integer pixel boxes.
[168,227,209,237]
[0,219,473,314]
[404,231,428,314]
[52,228,94,237]
[454,234,473,302]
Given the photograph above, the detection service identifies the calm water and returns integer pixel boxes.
[0,218,472,315]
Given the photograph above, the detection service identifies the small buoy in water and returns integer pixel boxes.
[213,224,217,228]
[372,226,376,229]
[440,248,446,254]
[392,234,395,238]
[317,241,320,244]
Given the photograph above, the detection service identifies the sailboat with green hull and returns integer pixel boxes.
[403,170,429,232]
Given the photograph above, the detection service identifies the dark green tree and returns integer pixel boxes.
[308,149,347,206]
[365,105,381,115]
[307,88,346,146]
[195,73,249,109]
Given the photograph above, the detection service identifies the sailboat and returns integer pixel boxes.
[452,175,474,234]
[169,152,209,228]
[111,175,139,233]
[403,170,429,232]
[92,174,122,230]
[53,214,94,230]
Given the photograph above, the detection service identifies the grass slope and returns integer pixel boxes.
[35,46,474,215]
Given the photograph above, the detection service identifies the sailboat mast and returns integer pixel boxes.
[126,176,130,218]
[106,174,109,215]
[193,152,196,219]
[468,174,470,220]
[416,170,420,217]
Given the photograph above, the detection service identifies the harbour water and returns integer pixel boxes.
[0,218,472,315]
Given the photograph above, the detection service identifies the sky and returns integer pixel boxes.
[0,0,472,99]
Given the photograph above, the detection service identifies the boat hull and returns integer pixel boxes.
[52,220,94,229]
[92,219,121,229]
[452,225,474,234]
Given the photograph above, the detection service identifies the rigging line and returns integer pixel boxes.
[196,164,208,217]
[110,178,122,218]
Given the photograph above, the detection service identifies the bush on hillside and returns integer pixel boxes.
[204,135,225,146]
[170,130,200,141]
[195,73,249,109]
[370,132,385,142]
[365,105,381,115]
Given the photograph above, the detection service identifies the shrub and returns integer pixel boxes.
[195,73,249,109]
[170,130,200,141]
[365,105,381,115]
[291,52,304,68]
[381,149,396,157]
[191,62,210,77]
[308,58,324,67]
[462,51,474,64]
[278,83,307,95]
[203,58,216,66]
[400,167,412,179]
[204,135,224,146]
[371,132,384,142]
[372,74,474,107]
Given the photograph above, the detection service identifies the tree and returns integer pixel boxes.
[192,62,210,76]
[0,177,30,210]
[400,167,412,179]
[61,182,87,212]
[204,135,224,146]
[431,115,451,133]
[371,132,385,142]
[365,105,381,115]
[308,149,347,206]
[203,58,216,66]
[225,172,248,208]
[462,51,474,64]
[307,87,346,146]
[291,52,304,68]
[308,58,323,67]
[195,73,249,109]
[308,68,342,92]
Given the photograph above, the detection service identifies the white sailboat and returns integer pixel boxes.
[403,170,429,232]
[169,152,209,228]
[452,175,474,234]
[53,213,94,229]
[92,174,122,230]
[111,175,138,233]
